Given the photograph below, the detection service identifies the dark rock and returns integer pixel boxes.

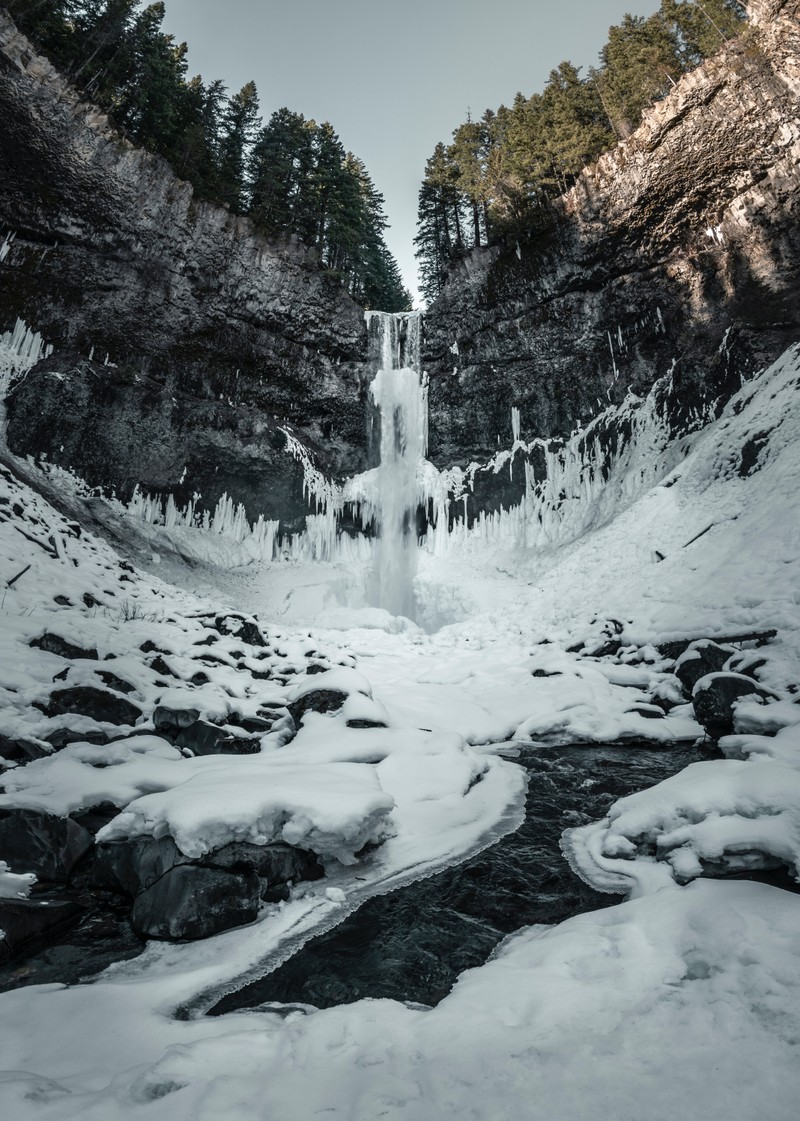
[214,615,266,648]
[0,898,82,962]
[288,689,350,725]
[207,841,323,884]
[93,835,188,896]
[175,720,261,757]
[153,706,201,735]
[227,713,276,734]
[346,719,389,729]
[95,670,136,695]
[30,633,98,661]
[140,640,168,654]
[71,802,122,835]
[45,686,142,726]
[83,592,100,608]
[675,640,735,694]
[0,733,49,762]
[260,883,291,903]
[131,864,261,941]
[53,595,71,606]
[45,728,111,751]
[149,655,178,678]
[0,809,93,881]
[692,673,774,739]
[531,669,562,678]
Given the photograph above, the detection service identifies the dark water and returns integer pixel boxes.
[210,742,705,1014]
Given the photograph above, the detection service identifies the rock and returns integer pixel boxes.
[214,614,266,648]
[95,670,136,694]
[149,655,178,678]
[131,864,261,941]
[0,808,93,881]
[174,720,261,756]
[0,733,49,762]
[153,705,201,735]
[692,672,774,739]
[44,686,142,726]
[288,689,350,725]
[93,835,188,896]
[207,841,324,885]
[71,801,123,836]
[674,640,735,694]
[45,728,112,751]
[30,633,98,661]
[0,898,82,962]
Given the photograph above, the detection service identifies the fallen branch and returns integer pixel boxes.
[6,562,31,588]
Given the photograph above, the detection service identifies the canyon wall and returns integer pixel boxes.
[424,0,800,475]
[0,11,369,529]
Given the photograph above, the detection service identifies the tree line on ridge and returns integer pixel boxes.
[414,0,746,303]
[6,0,412,311]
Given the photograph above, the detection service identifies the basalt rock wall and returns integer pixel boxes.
[423,0,800,469]
[0,11,369,528]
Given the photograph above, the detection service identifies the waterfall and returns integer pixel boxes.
[365,311,426,619]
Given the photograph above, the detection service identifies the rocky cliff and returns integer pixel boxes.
[424,0,800,472]
[0,11,370,530]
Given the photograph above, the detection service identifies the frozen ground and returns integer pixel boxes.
[1,341,800,1118]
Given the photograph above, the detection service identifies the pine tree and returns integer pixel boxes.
[217,80,260,212]
[661,1,746,65]
[250,108,316,236]
[596,13,682,138]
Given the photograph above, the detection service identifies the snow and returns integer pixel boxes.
[0,861,35,899]
[2,332,800,1119]
[97,762,395,864]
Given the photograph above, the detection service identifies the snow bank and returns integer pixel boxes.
[97,762,395,864]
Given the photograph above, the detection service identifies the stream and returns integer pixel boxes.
[210,741,706,1014]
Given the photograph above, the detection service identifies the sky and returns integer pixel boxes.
[160,0,658,306]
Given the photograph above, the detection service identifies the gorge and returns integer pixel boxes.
[1,3,800,1120]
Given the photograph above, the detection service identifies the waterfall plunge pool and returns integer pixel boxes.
[209,741,707,1015]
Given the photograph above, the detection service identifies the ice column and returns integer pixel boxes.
[366,311,425,618]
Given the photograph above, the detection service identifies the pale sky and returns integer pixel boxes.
[161,0,657,305]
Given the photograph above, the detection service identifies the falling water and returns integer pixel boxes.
[365,311,426,619]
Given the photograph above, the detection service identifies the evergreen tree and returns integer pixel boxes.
[596,13,682,138]
[217,80,260,212]
[250,108,316,236]
[661,0,746,65]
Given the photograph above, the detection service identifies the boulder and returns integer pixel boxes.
[93,835,188,896]
[131,864,261,940]
[288,689,349,725]
[207,841,324,884]
[45,686,142,726]
[0,898,82,962]
[30,633,98,661]
[214,614,266,648]
[0,733,49,762]
[674,640,734,694]
[0,808,93,881]
[692,672,773,739]
[174,720,261,756]
[153,705,200,736]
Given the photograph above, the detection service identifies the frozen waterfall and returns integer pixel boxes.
[365,311,426,619]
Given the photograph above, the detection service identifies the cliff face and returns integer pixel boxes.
[0,12,369,528]
[424,0,800,469]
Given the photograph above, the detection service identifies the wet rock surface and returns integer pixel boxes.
[210,742,706,1014]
